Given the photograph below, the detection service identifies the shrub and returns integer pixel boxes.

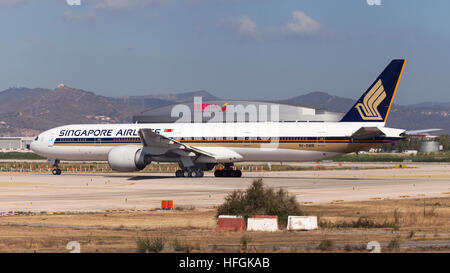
[172,238,192,252]
[344,244,352,252]
[317,239,334,251]
[393,209,401,226]
[387,236,401,251]
[239,235,254,253]
[136,235,165,253]
[240,235,252,249]
[216,178,303,227]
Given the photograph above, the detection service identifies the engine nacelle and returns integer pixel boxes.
[108,145,150,172]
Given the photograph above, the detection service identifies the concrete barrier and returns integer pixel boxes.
[287,216,318,231]
[217,215,246,231]
[247,215,278,232]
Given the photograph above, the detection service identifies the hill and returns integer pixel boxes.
[0,86,448,136]
[0,85,147,136]
[280,91,354,112]
[120,90,220,108]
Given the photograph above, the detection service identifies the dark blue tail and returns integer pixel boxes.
[340,59,406,122]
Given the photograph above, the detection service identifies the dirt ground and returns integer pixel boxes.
[0,197,449,253]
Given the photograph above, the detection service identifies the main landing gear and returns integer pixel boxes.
[175,168,204,178]
[214,163,242,178]
[52,160,62,175]
[173,163,242,178]
[214,169,242,177]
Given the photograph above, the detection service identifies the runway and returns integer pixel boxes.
[0,163,449,213]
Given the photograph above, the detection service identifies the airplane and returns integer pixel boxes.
[30,59,430,177]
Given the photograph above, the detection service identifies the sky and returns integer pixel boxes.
[0,0,449,105]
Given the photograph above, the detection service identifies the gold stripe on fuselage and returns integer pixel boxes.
[53,140,393,153]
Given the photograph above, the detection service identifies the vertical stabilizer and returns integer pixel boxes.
[340,59,406,122]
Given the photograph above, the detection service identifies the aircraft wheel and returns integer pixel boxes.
[175,170,182,177]
[224,169,233,177]
[194,169,204,177]
[214,170,223,177]
[52,169,61,175]
[234,170,242,177]
[183,170,190,177]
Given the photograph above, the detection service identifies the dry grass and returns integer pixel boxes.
[306,197,450,233]
[2,209,216,230]
[0,197,449,253]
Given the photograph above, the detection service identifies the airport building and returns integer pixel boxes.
[0,137,34,151]
[133,100,344,123]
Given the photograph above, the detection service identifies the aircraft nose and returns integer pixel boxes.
[29,134,47,156]
[29,141,35,151]
[30,140,39,153]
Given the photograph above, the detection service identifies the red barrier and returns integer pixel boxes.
[217,216,246,231]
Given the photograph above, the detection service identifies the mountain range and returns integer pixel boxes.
[0,86,448,136]
[120,90,219,108]
[0,85,147,136]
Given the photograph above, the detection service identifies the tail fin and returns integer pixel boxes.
[340,59,406,122]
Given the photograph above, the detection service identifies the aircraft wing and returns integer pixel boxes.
[351,127,386,139]
[138,128,215,158]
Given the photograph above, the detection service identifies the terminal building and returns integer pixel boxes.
[0,137,34,151]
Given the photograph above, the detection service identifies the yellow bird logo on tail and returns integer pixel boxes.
[354,79,386,120]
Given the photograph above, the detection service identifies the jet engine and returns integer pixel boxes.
[108,145,151,172]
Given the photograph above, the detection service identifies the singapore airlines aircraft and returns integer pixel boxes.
[30,59,424,177]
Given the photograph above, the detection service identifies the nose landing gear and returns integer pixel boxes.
[52,160,62,175]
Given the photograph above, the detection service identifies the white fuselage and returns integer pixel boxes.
[30,122,404,163]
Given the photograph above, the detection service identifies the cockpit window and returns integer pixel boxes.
[34,136,39,141]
